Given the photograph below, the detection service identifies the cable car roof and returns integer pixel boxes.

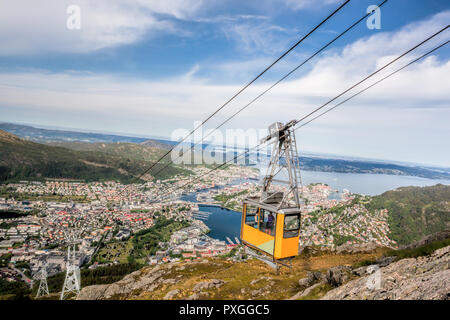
[243,197,301,215]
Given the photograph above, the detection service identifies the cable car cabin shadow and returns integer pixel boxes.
[241,196,300,263]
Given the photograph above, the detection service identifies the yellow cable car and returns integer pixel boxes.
[240,121,302,263]
[241,197,300,260]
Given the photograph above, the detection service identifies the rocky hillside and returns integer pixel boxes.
[77,247,387,300]
[76,235,449,300]
[321,245,449,300]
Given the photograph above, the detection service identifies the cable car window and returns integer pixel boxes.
[245,205,259,228]
[283,214,300,238]
[259,209,276,236]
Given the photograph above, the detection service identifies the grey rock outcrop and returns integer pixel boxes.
[374,256,396,267]
[335,242,380,254]
[321,245,450,300]
[352,266,368,277]
[163,278,177,285]
[309,271,326,283]
[77,266,165,300]
[298,277,311,287]
[400,229,450,250]
[193,279,225,292]
[185,279,226,300]
[164,289,180,300]
[250,276,271,286]
[187,292,209,300]
[298,283,323,298]
[298,271,325,288]
[326,266,351,287]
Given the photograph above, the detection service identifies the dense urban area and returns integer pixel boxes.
[0,162,404,299]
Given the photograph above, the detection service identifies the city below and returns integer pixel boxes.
[0,164,400,288]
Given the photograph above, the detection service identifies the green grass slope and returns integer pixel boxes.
[366,184,450,245]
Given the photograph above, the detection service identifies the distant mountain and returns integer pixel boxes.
[140,139,173,150]
[1,122,449,180]
[47,141,170,161]
[367,184,450,246]
[244,151,450,179]
[0,130,189,183]
[298,156,450,180]
[0,122,172,147]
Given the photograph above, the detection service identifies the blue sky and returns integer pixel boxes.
[0,0,449,166]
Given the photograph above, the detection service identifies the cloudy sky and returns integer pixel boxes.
[0,0,449,167]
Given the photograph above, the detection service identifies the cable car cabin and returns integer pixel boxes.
[241,196,301,260]
[241,120,303,262]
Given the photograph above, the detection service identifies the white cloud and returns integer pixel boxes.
[284,0,341,11]
[0,0,203,55]
[0,10,449,165]
[0,0,340,56]
[192,13,269,24]
[134,0,204,20]
[222,21,296,54]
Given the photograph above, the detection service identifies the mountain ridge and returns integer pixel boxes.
[367,184,450,245]
[1,122,449,180]
[0,130,189,183]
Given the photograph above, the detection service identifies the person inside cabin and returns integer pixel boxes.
[266,212,275,235]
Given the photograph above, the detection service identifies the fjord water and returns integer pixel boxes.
[198,205,242,241]
[182,171,450,241]
[299,170,450,196]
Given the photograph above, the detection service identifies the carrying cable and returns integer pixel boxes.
[150,0,388,180]
[119,0,351,193]
[151,29,449,203]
